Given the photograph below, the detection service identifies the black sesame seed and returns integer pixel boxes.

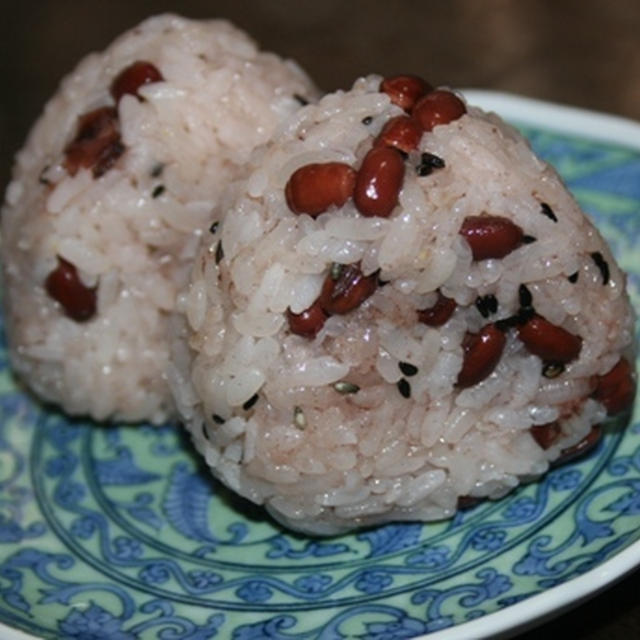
[397,149,409,161]
[202,423,210,440]
[38,165,51,185]
[522,235,537,244]
[397,378,411,398]
[293,406,306,429]
[209,221,219,235]
[417,152,445,176]
[212,414,225,424]
[150,162,164,177]
[497,306,536,331]
[293,94,309,106]
[516,306,535,324]
[542,362,565,378]
[398,361,418,377]
[475,300,489,318]
[495,317,513,332]
[475,294,498,318]
[361,116,373,125]
[518,284,533,308]
[215,241,224,265]
[568,271,579,283]
[591,252,610,285]
[152,184,165,198]
[423,152,445,168]
[333,381,360,394]
[330,262,344,281]
[242,394,259,411]
[540,202,558,222]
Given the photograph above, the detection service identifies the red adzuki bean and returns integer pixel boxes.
[380,75,432,112]
[64,107,123,177]
[353,146,405,218]
[530,421,561,449]
[111,61,164,103]
[553,426,602,466]
[318,263,378,315]
[417,291,456,327]
[285,162,356,217]
[593,358,636,415]
[287,301,328,338]
[374,116,423,153]
[412,90,467,132]
[457,495,483,510]
[456,323,506,388]
[517,314,582,364]
[45,257,97,322]
[459,215,524,261]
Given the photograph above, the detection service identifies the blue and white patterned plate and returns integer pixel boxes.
[0,92,639,640]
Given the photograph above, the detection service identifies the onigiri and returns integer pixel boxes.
[172,75,636,535]
[1,14,317,423]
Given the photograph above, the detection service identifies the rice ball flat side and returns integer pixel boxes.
[1,14,317,424]
[174,75,636,535]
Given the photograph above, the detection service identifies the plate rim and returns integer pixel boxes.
[463,89,640,148]
[1,90,639,640]
[422,534,640,640]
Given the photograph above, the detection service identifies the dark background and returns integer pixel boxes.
[1,1,639,637]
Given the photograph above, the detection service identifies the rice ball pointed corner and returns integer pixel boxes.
[1,14,319,424]
[173,74,636,535]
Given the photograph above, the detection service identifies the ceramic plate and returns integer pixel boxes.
[0,92,639,640]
